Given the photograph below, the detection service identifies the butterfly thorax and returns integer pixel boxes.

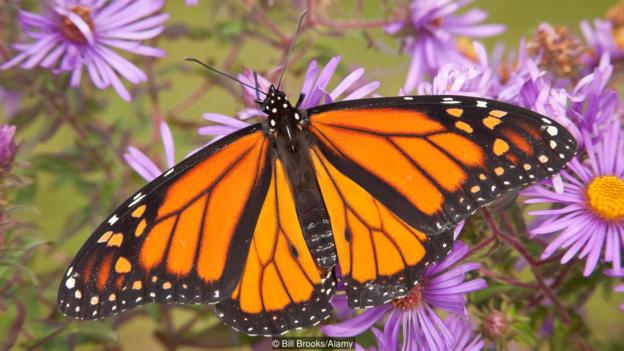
[261,86,305,152]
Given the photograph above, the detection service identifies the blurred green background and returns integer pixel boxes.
[3,0,623,350]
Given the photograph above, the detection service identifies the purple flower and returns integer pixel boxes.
[580,19,624,65]
[322,241,487,351]
[0,125,17,171]
[200,56,380,139]
[123,121,175,182]
[524,124,624,276]
[386,0,505,93]
[568,53,622,142]
[2,0,168,101]
[185,0,199,5]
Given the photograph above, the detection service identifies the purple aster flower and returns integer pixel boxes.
[185,0,199,5]
[322,241,487,351]
[0,125,17,171]
[2,0,168,101]
[200,56,380,139]
[386,0,505,93]
[123,121,175,182]
[569,53,622,141]
[416,60,495,98]
[524,124,624,276]
[580,19,624,65]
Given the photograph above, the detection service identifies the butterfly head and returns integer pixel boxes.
[262,85,302,130]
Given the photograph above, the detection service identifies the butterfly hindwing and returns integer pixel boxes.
[307,95,577,235]
[310,147,455,307]
[57,125,272,319]
[214,158,335,336]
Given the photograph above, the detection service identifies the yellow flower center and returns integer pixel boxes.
[60,6,94,44]
[586,175,624,221]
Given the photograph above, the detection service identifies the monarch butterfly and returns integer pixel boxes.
[56,12,576,337]
[57,78,577,335]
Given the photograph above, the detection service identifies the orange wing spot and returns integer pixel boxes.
[314,125,443,215]
[501,128,533,155]
[107,233,123,247]
[455,121,473,134]
[262,263,291,311]
[167,195,206,275]
[97,231,113,243]
[489,110,508,118]
[483,116,502,130]
[131,205,146,218]
[135,219,147,237]
[96,253,113,291]
[312,108,446,135]
[197,138,267,282]
[392,137,467,192]
[427,132,484,168]
[446,108,464,118]
[348,211,376,283]
[115,257,131,273]
[495,167,505,175]
[132,280,142,290]
[140,216,176,270]
[493,138,510,156]
[372,231,405,276]
[158,132,262,217]
[238,247,262,313]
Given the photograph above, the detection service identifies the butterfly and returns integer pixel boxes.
[57,84,577,336]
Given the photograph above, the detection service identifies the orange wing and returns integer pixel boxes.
[307,100,576,235]
[58,127,272,319]
[215,159,334,336]
[310,147,453,307]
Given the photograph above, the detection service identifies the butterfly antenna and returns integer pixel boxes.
[276,11,308,90]
[185,57,267,96]
[253,71,261,101]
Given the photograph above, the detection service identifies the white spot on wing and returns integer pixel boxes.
[128,193,146,207]
[108,214,119,226]
[476,100,488,108]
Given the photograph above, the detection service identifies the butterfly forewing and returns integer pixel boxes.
[307,95,577,236]
[57,125,272,319]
